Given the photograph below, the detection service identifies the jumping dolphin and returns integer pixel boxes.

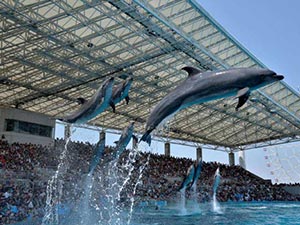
[179,164,195,191]
[191,159,203,188]
[213,167,221,195]
[140,67,284,145]
[110,76,133,113]
[111,121,138,159]
[59,77,114,124]
[88,134,106,175]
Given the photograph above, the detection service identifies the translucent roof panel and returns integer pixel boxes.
[1,0,300,151]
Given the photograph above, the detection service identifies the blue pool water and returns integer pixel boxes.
[130,201,300,225]
[13,201,300,225]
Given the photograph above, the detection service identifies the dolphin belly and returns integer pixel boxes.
[77,99,109,123]
[191,160,202,188]
[88,141,105,174]
[113,89,130,105]
[179,165,195,191]
[180,90,236,111]
[75,88,112,124]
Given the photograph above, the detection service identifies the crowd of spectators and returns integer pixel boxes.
[129,153,299,203]
[1,139,300,224]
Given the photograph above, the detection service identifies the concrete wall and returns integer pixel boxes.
[0,107,55,146]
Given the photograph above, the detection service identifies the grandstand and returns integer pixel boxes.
[1,1,300,224]
[1,0,300,152]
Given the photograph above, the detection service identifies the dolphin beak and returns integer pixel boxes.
[274,74,284,80]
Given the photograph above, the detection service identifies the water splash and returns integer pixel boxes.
[179,188,187,215]
[80,173,94,224]
[83,145,149,225]
[212,167,223,214]
[42,126,75,225]
[191,184,200,213]
[41,130,151,225]
[127,152,150,224]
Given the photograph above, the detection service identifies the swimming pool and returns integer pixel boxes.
[12,201,300,225]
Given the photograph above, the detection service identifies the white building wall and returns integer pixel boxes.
[0,107,55,146]
[239,150,246,169]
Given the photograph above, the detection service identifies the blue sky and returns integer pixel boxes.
[198,0,300,182]
[199,0,300,90]
[56,1,300,183]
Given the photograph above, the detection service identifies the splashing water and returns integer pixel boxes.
[191,184,200,213]
[40,125,152,225]
[212,168,223,214]
[179,188,187,215]
[127,152,151,224]
[42,126,75,225]
[80,174,94,224]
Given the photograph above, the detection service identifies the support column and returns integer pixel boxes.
[239,150,246,169]
[164,142,170,157]
[229,152,235,166]
[64,124,71,140]
[196,146,202,162]
[99,130,106,142]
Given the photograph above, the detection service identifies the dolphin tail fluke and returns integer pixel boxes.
[140,131,151,146]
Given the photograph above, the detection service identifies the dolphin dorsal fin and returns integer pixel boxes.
[181,66,202,76]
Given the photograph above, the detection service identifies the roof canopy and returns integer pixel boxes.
[1,0,300,151]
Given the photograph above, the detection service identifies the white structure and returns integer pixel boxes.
[0,107,55,146]
[229,152,235,166]
[239,150,246,169]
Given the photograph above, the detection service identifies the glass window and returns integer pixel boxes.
[19,121,29,134]
[5,119,15,131]
[5,119,52,138]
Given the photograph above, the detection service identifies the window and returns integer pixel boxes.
[5,119,53,138]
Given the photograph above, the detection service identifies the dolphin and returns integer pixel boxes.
[110,76,133,113]
[191,159,203,188]
[213,167,221,195]
[59,77,114,124]
[140,67,284,145]
[179,164,195,191]
[111,121,138,159]
[88,134,106,175]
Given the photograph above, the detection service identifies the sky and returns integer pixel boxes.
[56,1,300,183]
[198,0,300,182]
[199,0,300,90]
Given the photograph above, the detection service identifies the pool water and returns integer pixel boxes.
[131,201,300,225]
[13,201,300,225]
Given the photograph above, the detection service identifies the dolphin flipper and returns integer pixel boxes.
[140,131,151,146]
[125,96,130,104]
[236,87,250,111]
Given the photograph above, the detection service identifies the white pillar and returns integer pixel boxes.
[239,150,246,169]
[64,124,71,140]
[196,146,202,162]
[132,136,138,149]
[229,152,235,166]
[99,130,106,142]
[165,142,170,156]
